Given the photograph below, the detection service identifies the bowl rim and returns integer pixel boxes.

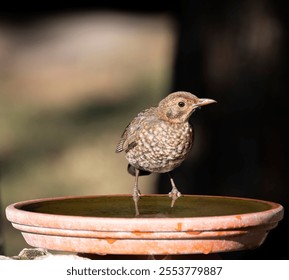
[5,194,284,232]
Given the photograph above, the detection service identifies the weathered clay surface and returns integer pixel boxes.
[5,195,284,256]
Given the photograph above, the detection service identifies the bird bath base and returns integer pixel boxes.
[6,195,284,257]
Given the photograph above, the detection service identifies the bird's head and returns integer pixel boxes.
[157,91,217,123]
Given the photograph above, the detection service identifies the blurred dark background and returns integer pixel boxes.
[1,1,288,259]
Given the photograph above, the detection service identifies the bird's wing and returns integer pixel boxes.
[115,107,156,153]
[115,122,131,153]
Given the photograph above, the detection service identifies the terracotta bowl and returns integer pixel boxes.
[5,195,284,256]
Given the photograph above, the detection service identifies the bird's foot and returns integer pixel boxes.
[168,189,181,207]
[132,189,141,216]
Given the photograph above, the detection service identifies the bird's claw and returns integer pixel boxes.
[168,190,181,207]
[132,189,141,216]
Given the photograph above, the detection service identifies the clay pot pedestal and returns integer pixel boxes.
[6,195,284,259]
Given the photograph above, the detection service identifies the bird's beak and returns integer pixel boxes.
[196,98,217,107]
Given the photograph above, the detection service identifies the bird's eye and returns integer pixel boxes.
[178,101,185,107]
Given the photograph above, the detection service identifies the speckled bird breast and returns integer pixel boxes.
[125,121,193,173]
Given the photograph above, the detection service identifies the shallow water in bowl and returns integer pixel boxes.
[18,195,271,218]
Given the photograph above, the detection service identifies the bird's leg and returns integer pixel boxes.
[168,172,181,207]
[132,168,141,216]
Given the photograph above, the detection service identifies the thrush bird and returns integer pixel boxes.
[116,91,216,215]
